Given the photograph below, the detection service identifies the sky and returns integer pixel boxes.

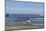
[6,0,44,16]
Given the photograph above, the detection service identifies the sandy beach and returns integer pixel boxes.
[16,24,32,30]
[5,23,44,31]
[5,24,32,30]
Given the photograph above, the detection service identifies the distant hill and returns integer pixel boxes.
[5,14,44,18]
[15,14,44,18]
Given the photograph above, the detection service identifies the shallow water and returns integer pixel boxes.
[5,17,44,25]
[5,17,44,30]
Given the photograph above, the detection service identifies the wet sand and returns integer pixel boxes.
[16,24,32,30]
[5,23,44,31]
[5,24,32,31]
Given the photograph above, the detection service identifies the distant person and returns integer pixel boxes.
[26,18,32,25]
[26,20,31,24]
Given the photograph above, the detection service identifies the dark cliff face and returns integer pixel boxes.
[5,14,9,17]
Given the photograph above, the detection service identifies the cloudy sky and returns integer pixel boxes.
[6,0,44,16]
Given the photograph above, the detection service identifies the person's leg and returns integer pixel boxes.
[27,22,29,24]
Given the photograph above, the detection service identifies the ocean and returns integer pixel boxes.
[5,15,44,29]
[5,17,44,25]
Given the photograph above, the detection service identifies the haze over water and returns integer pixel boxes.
[6,0,44,16]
